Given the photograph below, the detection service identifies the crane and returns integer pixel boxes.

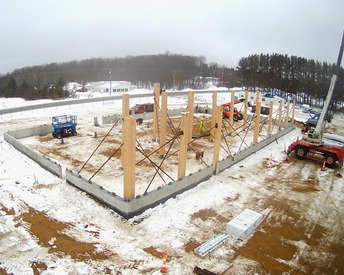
[287,31,344,168]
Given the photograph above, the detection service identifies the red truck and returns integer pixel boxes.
[129,103,154,114]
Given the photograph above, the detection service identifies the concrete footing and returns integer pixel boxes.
[4,121,295,219]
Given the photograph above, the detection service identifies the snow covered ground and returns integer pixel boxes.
[1,90,344,274]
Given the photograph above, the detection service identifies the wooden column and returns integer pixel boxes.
[267,100,274,135]
[255,90,260,104]
[285,100,290,128]
[228,90,235,135]
[123,116,136,201]
[243,90,248,122]
[212,106,223,173]
[122,93,130,118]
[277,100,283,130]
[291,99,296,124]
[187,91,194,143]
[210,91,217,141]
[159,91,167,157]
[152,83,160,141]
[253,101,261,145]
[178,112,189,179]
[121,94,130,167]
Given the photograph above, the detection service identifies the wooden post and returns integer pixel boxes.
[229,90,235,133]
[255,90,260,104]
[253,101,261,145]
[291,99,295,124]
[123,116,136,201]
[152,83,160,141]
[267,100,274,135]
[159,91,167,156]
[187,91,194,143]
[278,100,283,130]
[121,94,130,167]
[243,90,248,122]
[212,106,223,173]
[178,112,189,179]
[285,100,290,128]
[122,93,130,118]
[210,91,217,141]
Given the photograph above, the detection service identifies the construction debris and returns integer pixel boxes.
[226,208,263,240]
[193,266,217,275]
[194,233,228,257]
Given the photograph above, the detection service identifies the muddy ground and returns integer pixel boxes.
[2,112,344,274]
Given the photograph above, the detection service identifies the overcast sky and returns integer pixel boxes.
[1,0,343,74]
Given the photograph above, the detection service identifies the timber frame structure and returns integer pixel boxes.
[5,83,295,219]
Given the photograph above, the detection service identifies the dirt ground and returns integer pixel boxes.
[2,154,343,274]
[3,113,344,274]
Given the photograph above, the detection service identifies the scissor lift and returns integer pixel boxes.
[52,115,77,139]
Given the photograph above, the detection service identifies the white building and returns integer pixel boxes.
[90,81,133,93]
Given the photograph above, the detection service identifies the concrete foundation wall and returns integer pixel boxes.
[102,114,122,124]
[4,127,62,178]
[4,119,295,219]
[215,125,295,174]
[7,124,53,139]
[66,166,213,219]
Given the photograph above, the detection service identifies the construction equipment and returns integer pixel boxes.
[221,98,244,121]
[129,103,154,114]
[287,31,344,168]
[302,109,333,133]
[52,115,77,139]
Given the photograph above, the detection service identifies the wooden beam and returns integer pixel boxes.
[210,91,217,141]
[187,91,194,143]
[123,116,136,201]
[285,100,290,129]
[152,83,160,141]
[278,100,283,130]
[122,93,130,118]
[229,90,234,134]
[243,90,248,122]
[291,99,295,124]
[212,106,223,173]
[159,91,167,156]
[267,100,274,135]
[253,101,261,145]
[255,90,260,104]
[178,112,189,179]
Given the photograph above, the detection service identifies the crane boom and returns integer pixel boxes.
[287,31,344,168]
[305,31,344,145]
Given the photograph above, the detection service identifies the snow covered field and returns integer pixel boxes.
[1,91,344,274]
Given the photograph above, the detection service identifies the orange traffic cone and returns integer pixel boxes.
[161,251,167,273]
[321,159,326,171]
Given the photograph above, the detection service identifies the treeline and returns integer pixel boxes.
[236,53,344,102]
[0,54,236,100]
[0,53,343,102]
